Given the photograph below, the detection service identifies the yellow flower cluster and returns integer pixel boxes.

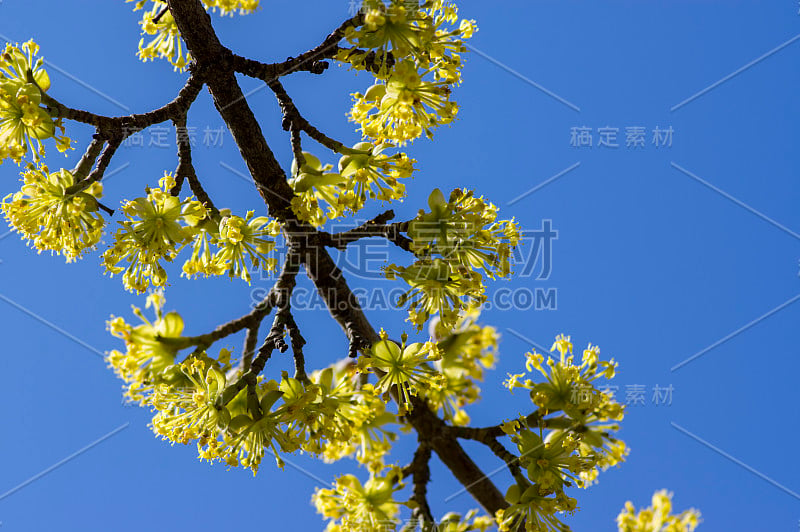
[386,188,519,331]
[107,297,407,476]
[1,162,104,262]
[617,490,701,532]
[313,466,404,532]
[314,364,399,472]
[151,358,300,475]
[129,0,259,71]
[496,482,577,532]
[385,257,483,331]
[338,141,415,212]
[349,60,458,145]
[421,310,498,425]
[289,144,414,227]
[106,292,189,404]
[102,173,279,292]
[409,188,520,279]
[434,510,495,532]
[183,210,280,283]
[341,0,476,144]
[504,334,628,486]
[358,331,444,413]
[102,173,206,293]
[0,40,71,163]
[496,335,629,531]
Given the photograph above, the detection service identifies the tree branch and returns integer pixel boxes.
[408,443,435,528]
[232,13,364,81]
[320,209,412,251]
[166,0,509,517]
[268,78,347,154]
[65,136,122,198]
[166,0,295,220]
[43,72,204,138]
[70,134,105,182]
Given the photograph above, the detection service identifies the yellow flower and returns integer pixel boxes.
[617,490,701,532]
[102,172,204,293]
[0,40,71,162]
[337,141,415,212]
[210,211,277,283]
[313,467,404,531]
[2,162,104,261]
[408,188,519,280]
[106,293,188,404]
[385,258,485,331]
[551,333,573,356]
[130,1,259,70]
[288,151,348,226]
[350,60,458,144]
[360,334,443,412]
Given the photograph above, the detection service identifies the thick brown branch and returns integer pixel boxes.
[167,0,508,517]
[408,443,435,527]
[167,0,294,220]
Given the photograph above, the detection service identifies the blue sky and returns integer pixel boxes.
[1,1,799,530]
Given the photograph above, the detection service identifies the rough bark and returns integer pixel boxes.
[166,0,508,516]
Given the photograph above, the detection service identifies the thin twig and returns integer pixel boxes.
[65,137,122,196]
[268,78,347,154]
[43,72,204,138]
[70,134,105,182]
[321,210,413,251]
[231,14,365,82]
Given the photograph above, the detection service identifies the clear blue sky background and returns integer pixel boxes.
[1,1,799,530]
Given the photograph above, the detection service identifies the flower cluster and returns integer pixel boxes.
[1,162,104,262]
[349,60,459,145]
[617,490,701,532]
[341,0,476,144]
[315,364,399,472]
[183,210,280,283]
[129,0,260,71]
[289,143,414,226]
[429,511,495,532]
[151,360,300,475]
[106,292,190,404]
[0,40,71,163]
[107,297,405,475]
[313,466,404,532]
[289,151,350,226]
[102,173,279,292]
[385,257,484,331]
[102,173,206,293]
[338,141,415,212]
[409,188,520,279]
[497,480,578,532]
[504,335,628,486]
[496,335,628,531]
[358,331,444,413]
[386,188,519,331]
[133,1,190,70]
[421,310,498,425]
